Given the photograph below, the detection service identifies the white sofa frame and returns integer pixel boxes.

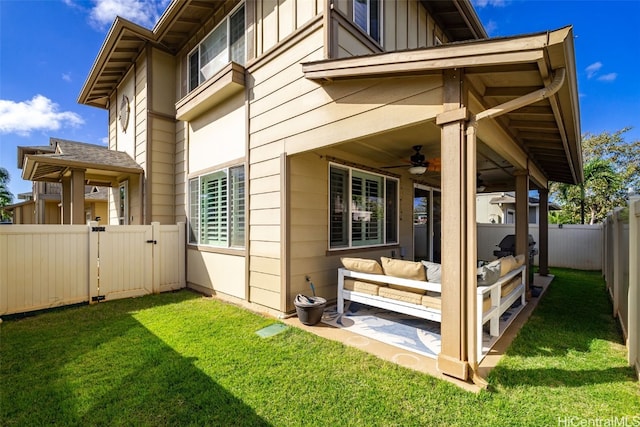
[337,265,526,361]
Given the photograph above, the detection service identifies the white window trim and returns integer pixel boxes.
[187,2,245,93]
[328,162,399,251]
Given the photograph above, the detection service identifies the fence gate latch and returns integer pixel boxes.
[146,240,157,244]
[92,226,106,232]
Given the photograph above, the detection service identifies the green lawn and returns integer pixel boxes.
[1,269,638,426]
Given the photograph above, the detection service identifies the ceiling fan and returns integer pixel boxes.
[382,145,441,175]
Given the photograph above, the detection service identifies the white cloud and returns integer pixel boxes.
[101,137,109,145]
[62,73,72,82]
[473,0,506,8]
[484,20,498,36]
[597,73,617,82]
[0,95,84,137]
[88,0,170,30]
[585,62,602,79]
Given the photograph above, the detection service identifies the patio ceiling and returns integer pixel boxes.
[302,27,583,189]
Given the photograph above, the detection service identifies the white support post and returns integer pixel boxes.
[337,268,345,314]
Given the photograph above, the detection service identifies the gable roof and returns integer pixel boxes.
[20,138,142,183]
[78,0,486,109]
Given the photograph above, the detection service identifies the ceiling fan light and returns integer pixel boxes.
[408,165,427,175]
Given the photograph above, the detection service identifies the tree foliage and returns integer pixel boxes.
[550,128,638,224]
[0,167,14,221]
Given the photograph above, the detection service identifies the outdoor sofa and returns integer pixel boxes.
[337,255,527,360]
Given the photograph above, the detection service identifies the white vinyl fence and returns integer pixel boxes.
[477,223,603,270]
[602,197,639,380]
[0,222,185,316]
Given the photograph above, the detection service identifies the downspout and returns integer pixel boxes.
[465,67,566,387]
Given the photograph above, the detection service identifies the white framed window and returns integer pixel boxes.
[353,0,381,43]
[189,165,245,248]
[188,4,245,92]
[118,181,128,225]
[329,163,398,249]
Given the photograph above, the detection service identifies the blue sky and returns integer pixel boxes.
[1,0,639,200]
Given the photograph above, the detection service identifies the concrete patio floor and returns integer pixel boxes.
[282,273,555,392]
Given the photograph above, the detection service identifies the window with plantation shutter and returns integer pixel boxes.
[188,165,245,248]
[201,171,228,246]
[329,164,398,250]
[330,166,349,248]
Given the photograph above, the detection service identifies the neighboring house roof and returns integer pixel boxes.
[20,138,142,184]
[1,199,35,212]
[302,27,583,186]
[78,0,486,109]
[85,186,109,201]
[488,194,560,210]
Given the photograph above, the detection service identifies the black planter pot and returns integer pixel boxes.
[293,294,326,326]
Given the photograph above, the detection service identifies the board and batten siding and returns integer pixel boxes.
[148,48,178,224]
[150,117,177,224]
[174,120,188,223]
[254,0,323,56]
[333,0,447,56]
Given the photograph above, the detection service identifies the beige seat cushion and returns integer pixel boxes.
[482,295,492,313]
[514,254,526,267]
[501,276,521,297]
[340,257,383,275]
[378,286,423,305]
[421,292,441,310]
[343,278,381,296]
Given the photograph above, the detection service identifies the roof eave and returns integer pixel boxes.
[77,17,155,109]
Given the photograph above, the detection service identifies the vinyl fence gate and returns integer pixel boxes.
[0,222,185,316]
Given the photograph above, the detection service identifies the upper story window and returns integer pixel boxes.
[353,0,380,43]
[329,164,398,250]
[188,4,245,93]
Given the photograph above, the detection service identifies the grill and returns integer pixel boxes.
[494,234,539,295]
[493,234,538,258]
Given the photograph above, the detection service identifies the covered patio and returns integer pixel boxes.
[297,27,582,382]
[19,138,143,225]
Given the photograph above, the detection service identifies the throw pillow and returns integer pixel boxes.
[421,261,442,283]
[477,263,500,286]
[380,257,427,281]
[340,257,383,274]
